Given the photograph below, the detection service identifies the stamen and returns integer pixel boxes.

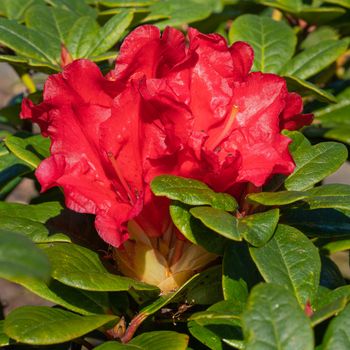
[210,105,239,151]
[107,151,136,204]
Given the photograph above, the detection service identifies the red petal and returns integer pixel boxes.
[230,41,254,80]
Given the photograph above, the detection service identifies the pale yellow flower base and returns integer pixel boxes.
[114,220,217,293]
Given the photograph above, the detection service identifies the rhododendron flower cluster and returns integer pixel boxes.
[21,25,312,290]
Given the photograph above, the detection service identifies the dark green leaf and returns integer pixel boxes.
[170,202,227,254]
[238,209,279,247]
[45,0,97,18]
[322,303,350,349]
[250,224,321,305]
[0,0,40,21]
[284,131,347,191]
[0,230,51,282]
[40,242,158,292]
[248,190,308,206]
[301,26,339,50]
[4,306,117,345]
[280,39,348,80]
[229,14,296,73]
[242,283,314,350]
[152,175,237,211]
[190,206,241,241]
[100,0,157,7]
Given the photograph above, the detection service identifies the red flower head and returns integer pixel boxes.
[21,25,313,250]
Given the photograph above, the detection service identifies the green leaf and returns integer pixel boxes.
[238,209,279,247]
[25,5,78,45]
[41,242,158,292]
[229,14,296,73]
[258,0,302,12]
[0,321,10,347]
[5,134,50,168]
[169,201,227,254]
[301,26,339,50]
[95,331,189,350]
[283,75,337,103]
[250,224,321,305]
[322,304,350,349]
[4,306,117,345]
[322,239,350,254]
[66,16,100,59]
[100,0,157,7]
[151,175,237,211]
[242,283,314,350]
[0,201,62,223]
[222,244,250,304]
[311,297,348,327]
[189,300,241,327]
[298,6,346,24]
[280,39,348,80]
[316,87,350,127]
[0,17,60,68]
[45,0,97,18]
[248,190,308,206]
[190,206,241,241]
[281,208,350,238]
[0,216,70,243]
[317,285,350,309]
[87,11,133,57]
[284,131,347,191]
[143,0,220,29]
[324,0,350,8]
[0,0,40,21]
[0,230,51,282]
[188,300,242,350]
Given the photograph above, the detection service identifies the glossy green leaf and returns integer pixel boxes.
[238,209,279,247]
[0,201,62,223]
[311,297,347,327]
[188,299,242,350]
[190,206,241,241]
[143,0,220,29]
[280,39,348,80]
[258,0,302,12]
[301,26,339,50]
[95,331,189,350]
[0,17,59,69]
[87,12,133,57]
[169,202,227,254]
[25,5,78,45]
[242,283,314,350]
[0,230,51,282]
[250,224,321,305]
[41,242,158,292]
[0,321,10,347]
[229,14,296,73]
[317,285,350,309]
[281,208,350,238]
[0,216,70,243]
[4,306,117,345]
[316,87,350,127]
[66,16,99,59]
[248,191,308,206]
[45,0,97,18]
[322,304,350,349]
[284,131,347,191]
[189,300,241,327]
[151,175,237,211]
[5,134,50,168]
[283,75,337,103]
